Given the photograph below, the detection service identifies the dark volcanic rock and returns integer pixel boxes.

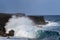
[8,30,14,36]
[0,13,12,36]
[28,16,48,25]
[6,30,14,37]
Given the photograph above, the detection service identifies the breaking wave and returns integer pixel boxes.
[5,15,60,40]
[5,15,38,38]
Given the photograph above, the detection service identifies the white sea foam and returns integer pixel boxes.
[5,15,38,38]
[37,21,60,32]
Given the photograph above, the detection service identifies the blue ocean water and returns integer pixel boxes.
[36,15,60,40]
[44,15,60,32]
[44,15,60,23]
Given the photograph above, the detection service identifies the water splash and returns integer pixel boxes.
[5,15,38,38]
[5,15,60,39]
[37,21,60,33]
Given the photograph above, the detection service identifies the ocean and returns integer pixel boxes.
[0,15,60,40]
[36,15,60,40]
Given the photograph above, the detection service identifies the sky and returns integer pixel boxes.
[0,0,60,15]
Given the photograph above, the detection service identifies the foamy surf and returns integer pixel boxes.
[37,21,60,33]
[5,15,38,38]
[4,15,60,39]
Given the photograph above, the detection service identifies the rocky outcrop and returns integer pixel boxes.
[0,13,14,37]
[6,30,14,37]
[28,16,48,25]
[0,13,12,37]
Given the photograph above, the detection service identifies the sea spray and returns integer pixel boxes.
[37,21,60,32]
[5,15,38,38]
[4,15,60,39]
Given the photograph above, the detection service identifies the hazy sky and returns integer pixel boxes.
[0,0,60,15]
